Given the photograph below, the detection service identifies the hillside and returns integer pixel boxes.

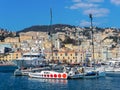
[0,29,16,41]
[17,24,76,34]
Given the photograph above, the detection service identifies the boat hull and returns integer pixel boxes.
[29,71,68,79]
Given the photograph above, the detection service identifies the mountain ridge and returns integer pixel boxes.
[17,24,76,34]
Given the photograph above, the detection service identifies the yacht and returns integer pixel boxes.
[13,51,47,76]
[13,51,46,68]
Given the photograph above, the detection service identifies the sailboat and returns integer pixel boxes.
[83,14,105,77]
[67,66,99,79]
[89,14,106,77]
[67,14,104,79]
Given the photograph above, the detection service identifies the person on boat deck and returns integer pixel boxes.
[79,68,85,73]
[81,68,84,73]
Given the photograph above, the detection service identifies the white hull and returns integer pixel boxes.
[67,68,99,79]
[13,52,45,68]
[68,74,84,79]
[84,67,106,77]
[14,67,51,76]
[105,67,120,72]
[105,59,120,73]
[14,69,33,76]
[29,70,68,79]
[68,73,99,79]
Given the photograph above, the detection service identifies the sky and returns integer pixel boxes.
[0,0,120,31]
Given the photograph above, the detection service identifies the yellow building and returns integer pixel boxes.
[56,32,66,41]
[19,35,33,42]
[4,37,20,43]
[19,31,48,41]
[0,51,22,61]
[45,50,86,64]
[43,41,52,49]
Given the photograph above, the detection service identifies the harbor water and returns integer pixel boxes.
[0,66,120,90]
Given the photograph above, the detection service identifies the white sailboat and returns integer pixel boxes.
[67,14,105,79]
[87,14,106,77]
[67,67,99,79]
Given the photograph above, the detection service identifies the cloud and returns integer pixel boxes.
[80,20,98,27]
[72,0,81,2]
[111,0,120,5]
[84,8,109,17]
[69,3,98,9]
[88,0,104,3]
[80,20,90,26]
[66,0,109,17]
[72,0,104,3]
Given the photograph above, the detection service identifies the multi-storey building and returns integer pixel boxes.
[0,51,22,61]
[45,48,86,64]
[4,37,20,43]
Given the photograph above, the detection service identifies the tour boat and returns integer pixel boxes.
[28,70,68,79]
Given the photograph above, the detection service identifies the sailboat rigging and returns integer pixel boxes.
[89,14,95,70]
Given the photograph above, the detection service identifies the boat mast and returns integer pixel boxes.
[50,8,53,61]
[89,14,95,69]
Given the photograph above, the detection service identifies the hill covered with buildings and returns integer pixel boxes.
[1,24,120,64]
[17,24,76,33]
[0,29,16,41]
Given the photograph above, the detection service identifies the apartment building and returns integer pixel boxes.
[45,49,86,64]
[0,51,22,61]
[4,37,20,43]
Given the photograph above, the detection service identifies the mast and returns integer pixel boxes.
[89,14,95,69]
[50,8,53,61]
[50,8,52,27]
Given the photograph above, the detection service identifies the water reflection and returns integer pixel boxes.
[28,78,68,84]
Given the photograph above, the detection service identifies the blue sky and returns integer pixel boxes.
[0,0,120,31]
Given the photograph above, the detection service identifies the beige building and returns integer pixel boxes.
[45,49,86,64]
[19,31,48,41]
[4,37,20,43]
[19,35,33,42]
[56,32,66,41]
[0,51,22,61]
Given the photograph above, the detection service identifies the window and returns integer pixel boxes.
[65,53,67,56]
[81,57,82,60]
[75,60,77,63]
[75,52,77,56]
[55,53,57,56]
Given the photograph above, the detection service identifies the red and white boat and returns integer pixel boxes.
[28,70,68,79]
